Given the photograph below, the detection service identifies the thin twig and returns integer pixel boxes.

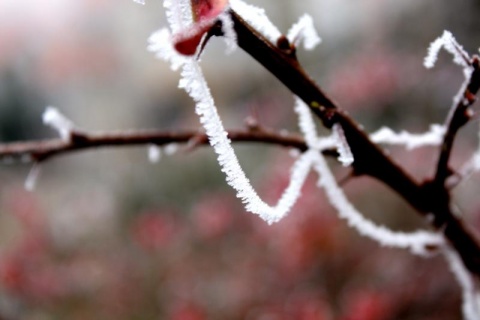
[0,127,308,163]
[434,56,480,186]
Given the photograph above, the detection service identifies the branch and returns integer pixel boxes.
[228,10,480,276]
[0,127,309,163]
[229,11,423,206]
[435,56,480,185]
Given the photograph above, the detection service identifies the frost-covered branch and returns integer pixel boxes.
[226,9,480,278]
[424,31,480,187]
[444,247,480,320]
[433,55,480,185]
[0,126,309,164]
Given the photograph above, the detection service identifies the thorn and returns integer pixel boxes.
[445,171,462,190]
[276,35,296,58]
[195,21,222,60]
[464,90,477,104]
[184,134,206,153]
[70,130,89,145]
[276,35,291,51]
[245,116,260,131]
[25,163,41,191]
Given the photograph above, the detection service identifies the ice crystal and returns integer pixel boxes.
[163,0,192,34]
[424,30,470,69]
[25,163,41,191]
[444,248,480,320]
[293,97,319,148]
[313,152,444,256]
[179,61,313,224]
[370,124,446,149]
[148,28,189,70]
[229,0,281,43]
[287,14,321,51]
[148,145,162,163]
[218,10,238,54]
[332,123,354,166]
[164,143,179,156]
[42,106,74,141]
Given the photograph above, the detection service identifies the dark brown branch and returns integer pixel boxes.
[435,56,480,185]
[228,10,480,276]
[229,11,423,206]
[0,128,308,163]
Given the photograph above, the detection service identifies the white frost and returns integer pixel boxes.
[218,10,238,54]
[370,124,446,150]
[332,123,354,166]
[25,163,41,191]
[313,152,444,256]
[164,143,179,156]
[162,0,192,34]
[472,124,480,172]
[148,28,189,71]
[294,97,319,148]
[444,247,480,320]
[229,0,281,43]
[424,30,470,69]
[148,145,162,163]
[133,0,145,5]
[180,61,312,224]
[287,14,321,51]
[42,106,74,141]
[294,95,442,255]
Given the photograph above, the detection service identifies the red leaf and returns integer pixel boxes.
[171,0,228,56]
[173,22,212,56]
[191,0,228,21]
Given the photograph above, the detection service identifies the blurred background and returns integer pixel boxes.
[0,0,480,319]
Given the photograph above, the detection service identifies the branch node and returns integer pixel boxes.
[276,35,296,58]
[245,116,261,132]
[70,131,90,145]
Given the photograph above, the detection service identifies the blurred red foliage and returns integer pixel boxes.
[132,210,177,250]
[0,156,462,319]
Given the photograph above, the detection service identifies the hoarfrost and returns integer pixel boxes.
[293,95,442,255]
[293,97,319,148]
[370,124,446,149]
[162,0,192,34]
[25,163,41,191]
[332,123,354,166]
[148,145,162,163]
[218,10,238,54]
[164,143,179,156]
[313,152,444,256]
[42,106,74,141]
[424,30,470,69]
[444,248,480,320]
[148,28,188,71]
[229,0,281,43]
[287,14,321,51]
[179,61,312,224]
